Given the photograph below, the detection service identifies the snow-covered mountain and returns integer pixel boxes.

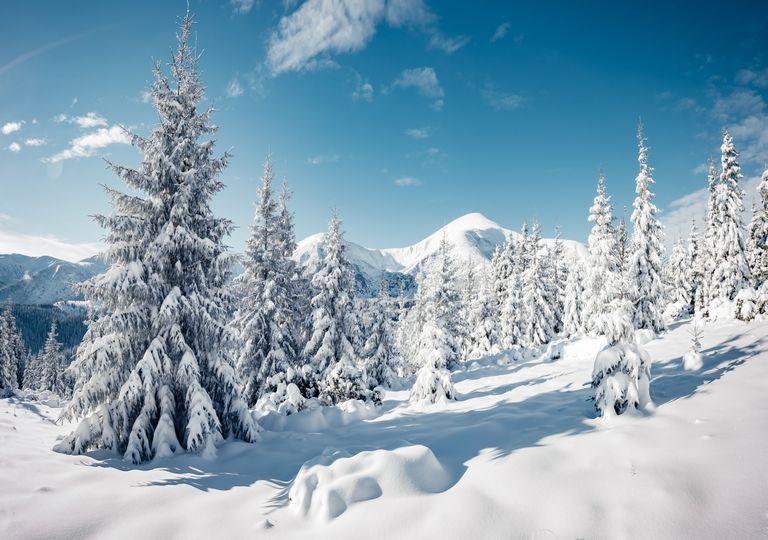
[0,254,106,305]
[295,212,586,295]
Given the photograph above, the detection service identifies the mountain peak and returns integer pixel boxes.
[442,212,502,232]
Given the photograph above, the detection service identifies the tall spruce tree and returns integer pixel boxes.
[410,235,459,404]
[708,129,751,307]
[36,322,67,396]
[56,13,257,463]
[0,306,24,392]
[466,267,498,359]
[585,173,620,334]
[232,155,299,408]
[628,123,666,332]
[362,278,399,391]
[747,168,768,287]
[563,261,587,337]
[522,220,555,346]
[303,211,368,404]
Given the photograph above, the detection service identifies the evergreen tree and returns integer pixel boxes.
[232,155,299,408]
[616,207,630,277]
[584,173,620,333]
[303,211,368,404]
[591,294,652,417]
[696,161,720,316]
[563,261,587,337]
[362,278,399,391]
[708,129,751,307]
[747,168,768,287]
[36,322,68,396]
[628,123,666,333]
[664,238,693,317]
[552,227,569,333]
[410,235,459,404]
[494,235,517,348]
[0,306,24,391]
[522,220,555,346]
[466,267,498,359]
[56,13,257,463]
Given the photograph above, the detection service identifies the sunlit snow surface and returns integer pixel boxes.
[1,318,767,539]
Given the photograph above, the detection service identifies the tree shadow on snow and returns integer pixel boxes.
[650,330,765,406]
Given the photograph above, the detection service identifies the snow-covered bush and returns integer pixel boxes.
[735,287,758,322]
[683,321,704,371]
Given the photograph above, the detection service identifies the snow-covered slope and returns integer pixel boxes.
[295,212,587,293]
[0,254,106,305]
[1,318,766,539]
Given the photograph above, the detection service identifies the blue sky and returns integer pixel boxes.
[1,0,767,261]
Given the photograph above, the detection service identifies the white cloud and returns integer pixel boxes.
[391,67,444,109]
[405,127,430,139]
[0,227,101,262]
[8,142,21,153]
[353,80,374,102]
[230,0,254,14]
[2,121,23,135]
[24,138,46,147]
[481,84,524,111]
[491,22,511,42]
[307,154,339,165]
[44,125,131,163]
[0,214,11,222]
[428,33,470,54]
[735,68,768,88]
[54,112,108,128]
[266,0,432,75]
[140,90,152,103]
[713,88,768,165]
[394,176,421,187]
[226,77,244,98]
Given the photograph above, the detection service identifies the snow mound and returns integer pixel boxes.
[289,445,451,522]
[257,398,379,432]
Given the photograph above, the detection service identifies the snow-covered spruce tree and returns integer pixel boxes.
[302,211,369,404]
[466,267,498,359]
[56,14,257,463]
[695,161,720,317]
[591,295,652,417]
[499,224,527,348]
[628,123,666,333]
[361,277,399,392]
[232,155,300,409]
[584,173,619,333]
[616,207,630,278]
[460,265,477,357]
[494,236,516,348]
[687,219,703,315]
[0,306,24,392]
[522,220,556,347]
[747,168,768,288]
[563,261,587,337]
[664,238,693,319]
[35,322,68,396]
[550,227,568,333]
[708,130,751,310]
[410,235,459,404]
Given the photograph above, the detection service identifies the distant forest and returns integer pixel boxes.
[8,304,86,355]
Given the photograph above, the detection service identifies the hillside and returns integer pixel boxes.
[1,318,765,539]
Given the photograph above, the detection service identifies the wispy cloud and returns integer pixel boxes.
[307,154,339,165]
[226,77,244,98]
[44,125,131,163]
[405,127,430,139]
[8,142,21,153]
[481,83,524,111]
[24,138,46,147]
[0,227,101,262]
[54,112,108,129]
[428,33,469,54]
[230,0,254,15]
[391,67,444,110]
[491,22,510,42]
[2,121,23,135]
[735,68,768,88]
[353,79,374,102]
[394,176,421,187]
[266,0,432,75]
[0,32,88,77]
